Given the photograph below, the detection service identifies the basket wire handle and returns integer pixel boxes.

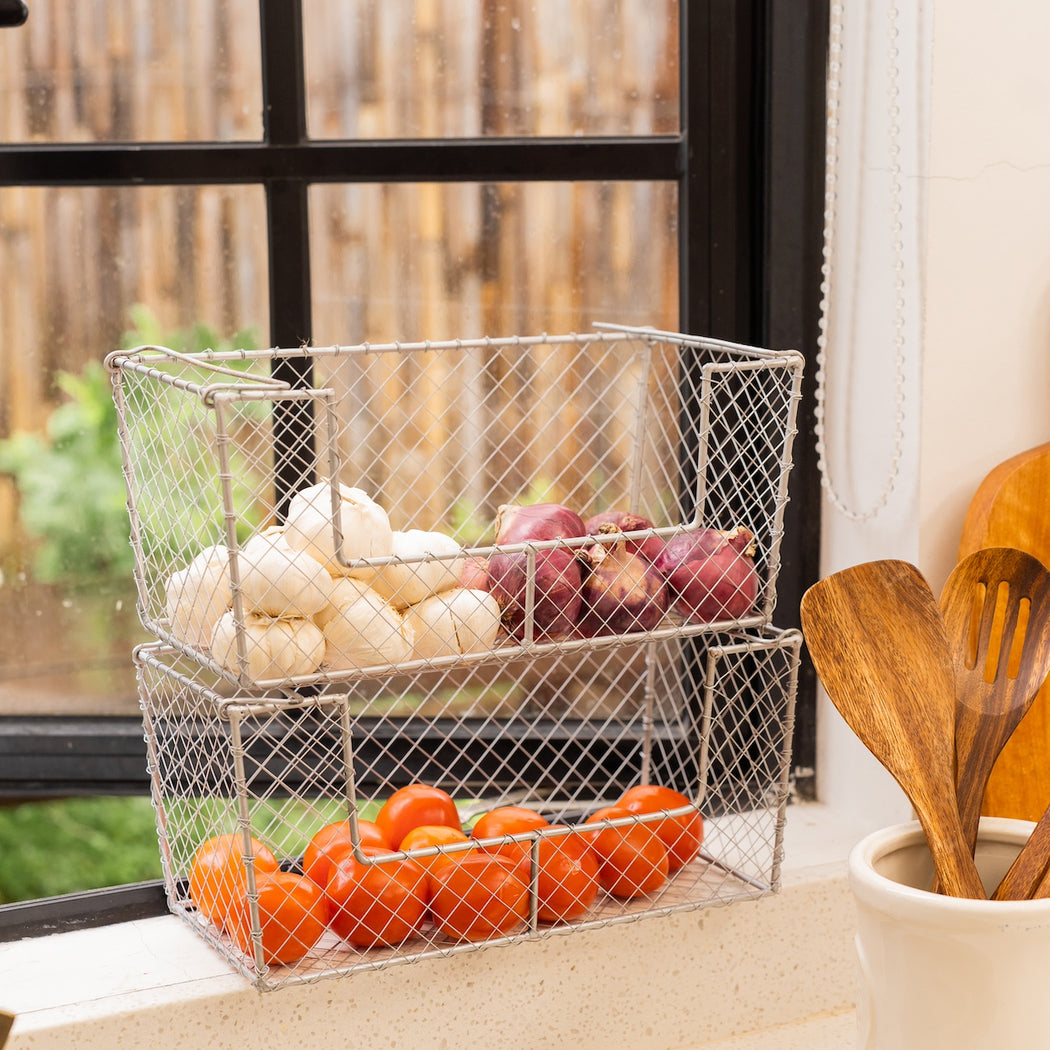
[119,344,293,400]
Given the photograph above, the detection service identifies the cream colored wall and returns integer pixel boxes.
[817,0,1050,824]
[919,1,1050,589]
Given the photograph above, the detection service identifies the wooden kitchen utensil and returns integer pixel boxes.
[992,802,1050,900]
[958,443,1050,820]
[800,560,986,899]
[940,547,1050,859]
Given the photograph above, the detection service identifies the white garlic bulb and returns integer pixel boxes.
[359,529,465,610]
[321,586,414,672]
[312,577,376,630]
[403,587,502,660]
[165,545,232,649]
[235,528,332,618]
[210,611,325,681]
[283,482,394,577]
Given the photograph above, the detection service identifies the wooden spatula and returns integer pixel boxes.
[941,548,1050,854]
[800,560,985,899]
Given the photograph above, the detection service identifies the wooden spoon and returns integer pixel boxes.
[800,560,985,899]
[939,548,1050,875]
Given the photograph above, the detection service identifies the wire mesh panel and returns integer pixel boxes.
[136,626,800,990]
[111,324,805,990]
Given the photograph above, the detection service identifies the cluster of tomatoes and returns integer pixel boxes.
[188,782,703,968]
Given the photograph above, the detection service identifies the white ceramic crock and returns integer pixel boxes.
[848,817,1050,1050]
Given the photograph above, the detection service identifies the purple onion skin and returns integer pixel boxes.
[578,540,669,637]
[459,555,490,591]
[655,527,760,624]
[495,503,587,545]
[487,547,583,640]
[583,511,665,564]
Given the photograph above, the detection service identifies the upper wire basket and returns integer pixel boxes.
[107,324,804,689]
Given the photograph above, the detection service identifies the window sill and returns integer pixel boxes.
[0,803,866,1050]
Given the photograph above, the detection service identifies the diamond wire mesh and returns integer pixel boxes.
[113,328,804,989]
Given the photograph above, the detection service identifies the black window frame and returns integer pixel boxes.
[0,0,825,936]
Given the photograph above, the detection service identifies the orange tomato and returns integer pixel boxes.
[428,853,530,942]
[617,785,704,872]
[374,783,461,850]
[585,806,669,899]
[325,847,428,948]
[471,805,549,863]
[302,818,389,888]
[189,833,280,930]
[399,824,471,873]
[228,871,328,967]
[535,826,599,923]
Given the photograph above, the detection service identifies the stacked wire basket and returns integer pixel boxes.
[108,323,804,990]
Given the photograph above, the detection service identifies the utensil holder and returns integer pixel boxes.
[849,817,1050,1050]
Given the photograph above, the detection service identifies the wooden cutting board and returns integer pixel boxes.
[959,442,1050,820]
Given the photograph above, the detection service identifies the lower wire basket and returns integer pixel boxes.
[134,626,801,990]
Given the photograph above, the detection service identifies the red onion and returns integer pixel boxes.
[655,526,760,624]
[494,502,587,545]
[578,534,669,636]
[459,555,490,591]
[487,547,583,640]
[584,510,665,564]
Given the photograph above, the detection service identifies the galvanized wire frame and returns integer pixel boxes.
[110,325,805,989]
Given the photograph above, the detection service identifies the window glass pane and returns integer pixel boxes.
[310,180,678,342]
[0,2,263,142]
[0,185,269,715]
[303,0,679,139]
[0,797,161,903]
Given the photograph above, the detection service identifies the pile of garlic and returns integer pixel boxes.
[163,481,502,682]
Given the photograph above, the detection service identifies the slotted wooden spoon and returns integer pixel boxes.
[935,547,1050,893]
[800,560,985,899]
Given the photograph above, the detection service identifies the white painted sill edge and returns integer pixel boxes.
[0,802,867,1050]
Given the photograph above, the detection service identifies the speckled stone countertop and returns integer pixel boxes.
[0,804,864,1050]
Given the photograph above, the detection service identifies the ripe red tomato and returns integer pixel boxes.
[189,833,280,930]
[428,853,530,942]
[399,823,472,895]
[228,871,328,967]
[535,826,599,923]
[374,783,461,850]
[616,785,704,872]
[585,806,669,899]
[325,847,428,948]
[471,805,549,863]
[302,818,389,889]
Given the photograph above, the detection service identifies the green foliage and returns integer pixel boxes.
[0,797,162,904]
[0,364,132,583]
[119,303,258,360]
[0,306,261,586]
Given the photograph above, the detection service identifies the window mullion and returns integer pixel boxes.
[260,0,314,512]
